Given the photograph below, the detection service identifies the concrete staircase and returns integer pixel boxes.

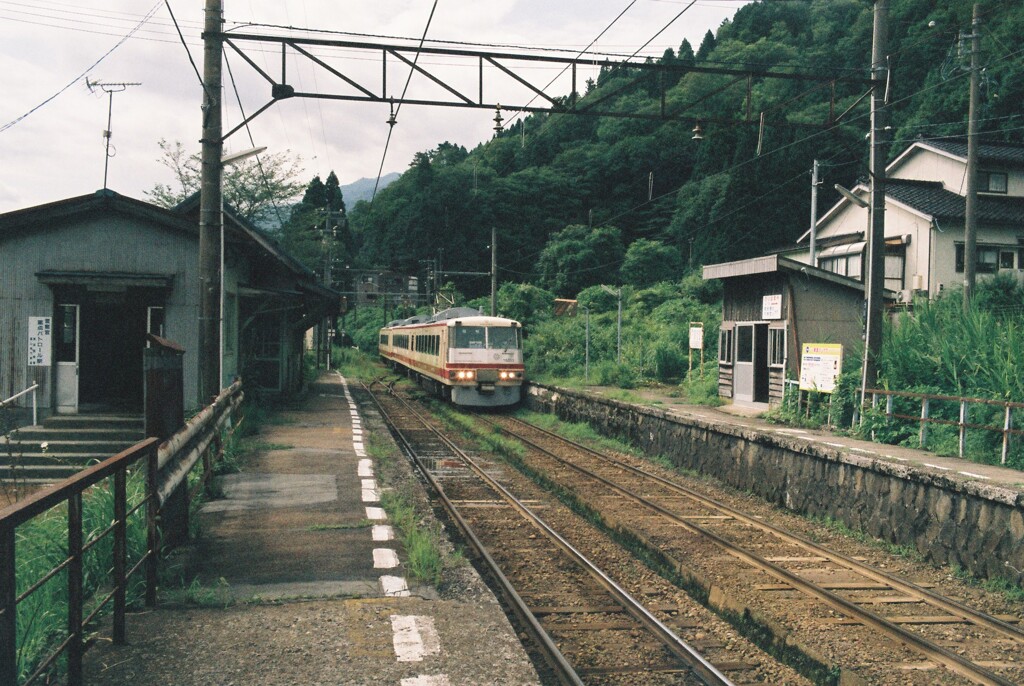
[1,414,146,483]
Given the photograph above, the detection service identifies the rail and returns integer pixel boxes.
[859,388,1023,465]
[0,385,39,428]
[0,381,243,686]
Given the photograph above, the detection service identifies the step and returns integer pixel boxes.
[2,436,142,456]
[42,415,144,431]
[1,463,83,481]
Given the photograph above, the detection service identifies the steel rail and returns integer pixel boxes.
[487,415,1017,686]
[372,386,733,686]
[361,384,583,686]
[499,415,1024,645]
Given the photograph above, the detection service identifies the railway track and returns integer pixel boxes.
[481,413,1024,685]
[365,383,810,685]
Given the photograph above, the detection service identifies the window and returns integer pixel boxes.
[487,326,520,350]
[956,244,1006,274]
[1000,251,1016,270]
[718,327,733,365]
[979,171,1008,194]
[454,325,486,348]
[768,328,786,367]
[736,326,753,364]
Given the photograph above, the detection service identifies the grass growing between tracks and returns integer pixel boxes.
[449,408,842,686]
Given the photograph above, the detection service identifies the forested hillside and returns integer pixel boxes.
[348,0,1023,298]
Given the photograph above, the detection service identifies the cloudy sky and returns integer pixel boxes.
[0,0,748,212]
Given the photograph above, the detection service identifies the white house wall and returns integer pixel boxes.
[889,149,970,193]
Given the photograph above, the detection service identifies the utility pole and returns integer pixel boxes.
[198,0,224,403]
[490,226,498,316]
[963,3,982,312]
[809,159,820,266]
[861,0,889,403]
[86,79,140,190]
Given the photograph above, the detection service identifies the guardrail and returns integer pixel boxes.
[860,388,1022,465]
[0,381,243,686]
[0,385,39,428]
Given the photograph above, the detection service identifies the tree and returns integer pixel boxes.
[280,172,351,282]
[695,30,717,61]
[620,239,683,288]
[537,224,624,297]
[146,138,305,228]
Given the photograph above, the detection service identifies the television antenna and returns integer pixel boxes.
[86,78,141,189]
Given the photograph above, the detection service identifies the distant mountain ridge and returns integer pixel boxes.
[341,173,400,205]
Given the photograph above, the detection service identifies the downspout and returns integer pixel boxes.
[930,218,941,297]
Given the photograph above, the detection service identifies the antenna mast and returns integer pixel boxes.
[86,78,141,190]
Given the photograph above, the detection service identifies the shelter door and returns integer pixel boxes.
[733,324,755,402]
[55,303,80,414]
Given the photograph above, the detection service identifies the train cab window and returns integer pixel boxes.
[454,325,486,349]
[487,326,520,350]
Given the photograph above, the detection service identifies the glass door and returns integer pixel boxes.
[55,303,80,413]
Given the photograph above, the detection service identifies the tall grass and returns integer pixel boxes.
[13,471,150,682]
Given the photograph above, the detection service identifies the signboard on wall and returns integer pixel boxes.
[28,316,52,366]
[799,343,843,393]
[762,294,782,320]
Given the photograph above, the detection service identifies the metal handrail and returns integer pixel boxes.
[0,385,39,427]
[0,381,244,686]
[860,387,1020,465]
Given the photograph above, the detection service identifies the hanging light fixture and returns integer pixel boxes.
[386,98,397,128]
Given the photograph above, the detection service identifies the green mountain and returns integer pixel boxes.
[349,0,1024,298]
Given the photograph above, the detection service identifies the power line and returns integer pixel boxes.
[370,0,439,202]
[0,0,161,133]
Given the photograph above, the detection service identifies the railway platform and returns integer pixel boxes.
[82,371,539,686]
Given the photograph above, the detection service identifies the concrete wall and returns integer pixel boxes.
[525,383,1024,586]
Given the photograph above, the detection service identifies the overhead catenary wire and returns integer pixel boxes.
[370,0,439,203]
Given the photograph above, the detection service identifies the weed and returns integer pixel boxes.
[308,520,373,531]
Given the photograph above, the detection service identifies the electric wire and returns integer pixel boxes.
[0,0,161,133]
[370,0,439,203]
[163,0,209,101]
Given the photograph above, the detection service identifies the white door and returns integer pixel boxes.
[733,324,754,402]
[55,303,80,413]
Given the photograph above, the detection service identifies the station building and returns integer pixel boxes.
[0,189,338,419]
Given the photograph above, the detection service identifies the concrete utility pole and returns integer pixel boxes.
[490,226,497,316]
[199,0,224,404]
[861,0,889,403]
[809,159,820,266]
[963,2,982,312]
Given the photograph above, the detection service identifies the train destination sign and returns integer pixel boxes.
[799,343,843,393]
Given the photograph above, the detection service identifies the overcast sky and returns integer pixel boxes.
[0,0,748,212]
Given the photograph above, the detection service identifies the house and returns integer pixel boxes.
[784,139,1024,299]
[703,255,888,406]
[0,189,338,419]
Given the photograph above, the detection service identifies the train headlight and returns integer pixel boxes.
[455,370,475,381]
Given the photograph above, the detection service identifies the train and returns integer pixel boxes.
[378,307,525,407]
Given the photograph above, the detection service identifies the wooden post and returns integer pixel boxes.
[919,398,929,448]
[959,401,968,458]
[113,467,127,644]
[146,445,159,607]
[0,524,16,686]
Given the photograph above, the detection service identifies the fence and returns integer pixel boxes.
[858,388,1022,465]
[0,381,243,686]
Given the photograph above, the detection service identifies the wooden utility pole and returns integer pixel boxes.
[963,3,982,312]
[861,0,889,402]
[198,0,224,403]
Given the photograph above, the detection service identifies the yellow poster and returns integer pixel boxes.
[799,343,843,393]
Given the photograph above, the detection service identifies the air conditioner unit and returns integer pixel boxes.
[898,289,914,303]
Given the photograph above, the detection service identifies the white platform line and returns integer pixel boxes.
[924,463,952,471]
[959,471,991,479]
[390,615,441,662]
[372,524,394,541]
[366,506,387,520]
[361,478,378,490]
[358,459,374,477]
[374,548,400,569]
[362,489,380,503]
[381,575,410,597]
[401,676,450,686]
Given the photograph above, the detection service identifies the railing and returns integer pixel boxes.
[0,385,39,428]
[0,381,243,686]
[859,388,1023,465]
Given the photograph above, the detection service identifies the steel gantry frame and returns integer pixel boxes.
[214,32,876,143]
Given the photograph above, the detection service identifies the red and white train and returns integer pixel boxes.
[378,307,525,407]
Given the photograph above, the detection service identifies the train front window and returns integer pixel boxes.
[453,325,486,349]
[487,326,520,350]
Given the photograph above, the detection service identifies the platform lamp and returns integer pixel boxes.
[218,147,266,388]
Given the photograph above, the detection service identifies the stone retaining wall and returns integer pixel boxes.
[525,384,1024,585]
